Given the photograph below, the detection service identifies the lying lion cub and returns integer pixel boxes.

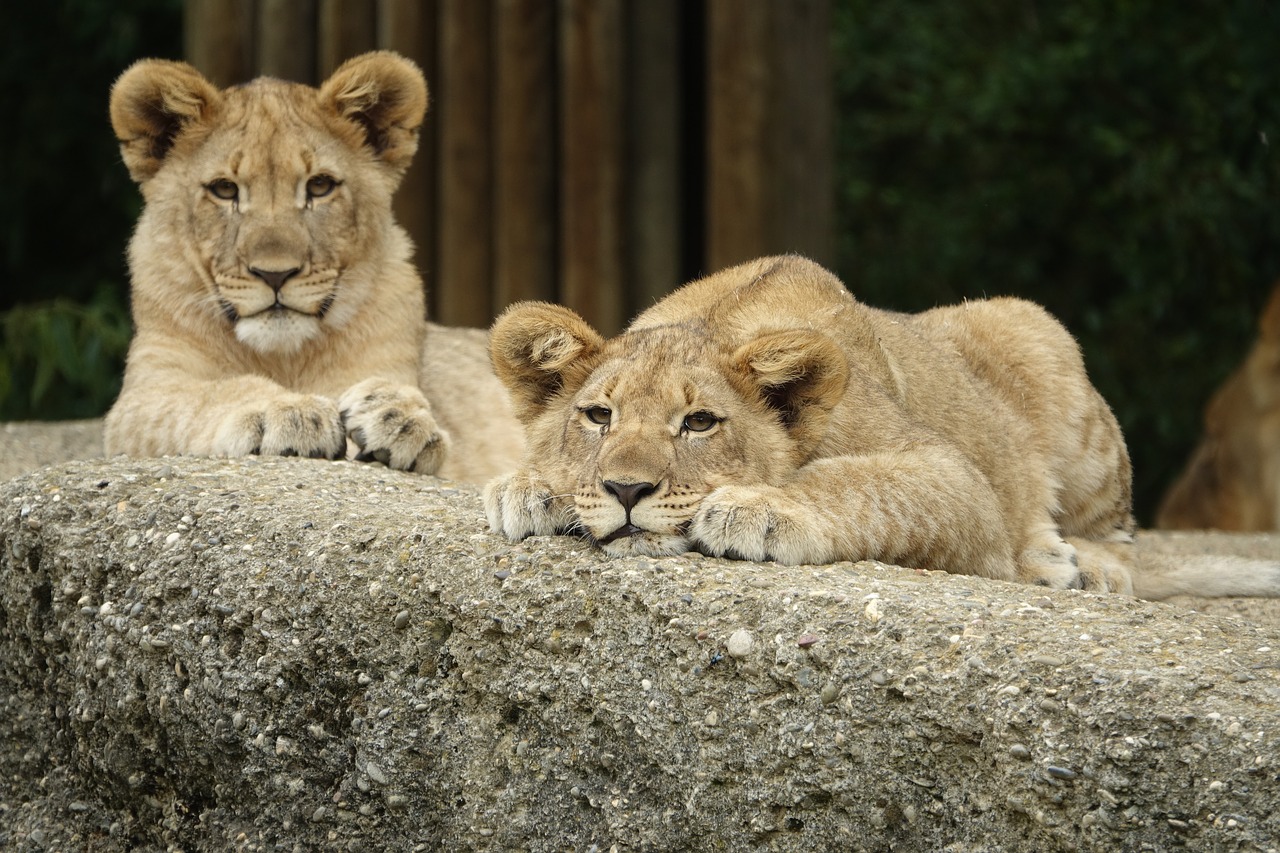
[103,51,521,483]
[486,255,1280,599]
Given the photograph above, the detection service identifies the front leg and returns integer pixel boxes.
[105,375,347,460]
[214,392,346,458]
[692,484,831,564]
[691,448,1022,580]
[484,469,578,541]
[338,378,450,474]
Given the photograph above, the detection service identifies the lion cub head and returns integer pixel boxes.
[490,303,849,556]
[110,52,426,354]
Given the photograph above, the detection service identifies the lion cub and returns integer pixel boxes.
[104,52,521,483]
[1157,281,1280,531]
[485,255,1280,600]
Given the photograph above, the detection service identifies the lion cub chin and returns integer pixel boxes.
[484,254,1280,601]
[102,51,521,484]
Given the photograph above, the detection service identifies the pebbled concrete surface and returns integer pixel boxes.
[1,445,1278,851]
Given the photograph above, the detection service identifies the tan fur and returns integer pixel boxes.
[103,52,521,483]
[1157,281,1280,531]
[486,255,1280,600]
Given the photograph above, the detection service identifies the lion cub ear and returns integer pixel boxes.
[320,51,428,174]
[110,60,221,183]
[490,303,606,423]
[733,330,849,454]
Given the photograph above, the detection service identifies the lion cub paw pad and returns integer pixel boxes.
[692,487,822,565]
[339,380,449,474]
[483,472,570,540]
[218,395,346,459]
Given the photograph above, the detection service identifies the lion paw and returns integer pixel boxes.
[339,379,450,474]
[484,470,574,540]
[691,485,825,565]
[1020,537,1084,590]
[1077,562,1133,594]
[215,394,346,459]
[1069,541,1135,596]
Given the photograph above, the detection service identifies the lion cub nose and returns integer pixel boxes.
[603,480,657,512]
[249,266,302,292]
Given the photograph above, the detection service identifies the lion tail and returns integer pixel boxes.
[1130,549,1280,601]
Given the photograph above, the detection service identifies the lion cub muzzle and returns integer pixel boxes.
[227,215,327,317]
[244,264,319,317]
[596,479,658,544]
[249,266,302,293]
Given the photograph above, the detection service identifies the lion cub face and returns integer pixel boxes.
[110,54,426,354]
[490,303,847,557]
[564,338,790,556]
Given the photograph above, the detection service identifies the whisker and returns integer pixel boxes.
[316,293,336,319]
[563,522,594,545]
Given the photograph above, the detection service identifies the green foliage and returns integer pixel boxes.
[0,290,131,420]
[0,0,179,421]
[832,0,1280,522]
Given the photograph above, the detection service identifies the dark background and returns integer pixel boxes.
[2,0,1278,524]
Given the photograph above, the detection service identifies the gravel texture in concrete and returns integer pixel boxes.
[2,450,1279,851]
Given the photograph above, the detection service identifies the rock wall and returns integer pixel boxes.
[2,455,1279,851]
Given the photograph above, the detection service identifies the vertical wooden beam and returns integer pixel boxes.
[623,0,684,314]
[318,0,378,78]
[706,0,833,272]
[258,0,318,83]
[435,0,494,327]
[378,0,438,310]
[705,0,770,272]
[773,0,832,265]
[493,0,557,312]
[185,0,255,87]
[560,0,624,334]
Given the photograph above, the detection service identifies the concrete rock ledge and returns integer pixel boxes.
[0,419,103,482]
[2,457,1279,852]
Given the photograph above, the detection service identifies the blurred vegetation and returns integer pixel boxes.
[832,1,1280,522]
[0,290,131,419]
[0,0,180,419]
[3,2,1278,523]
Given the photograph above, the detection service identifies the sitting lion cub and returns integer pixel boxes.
[103,51,521,483]
[485,255,1280,600]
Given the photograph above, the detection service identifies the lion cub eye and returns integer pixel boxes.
[305,174,339,199]
[682,411,720,433]
[206,179,239,201]
[582,406,612,426]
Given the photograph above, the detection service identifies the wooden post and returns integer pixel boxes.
[706,0,833,272]
[494,0,557,310]
[184,0,255,87]
[706,0,771,272]
[560,0,624,334]
[435,0,494,327]
[318,0,378,78]
[379,0,439,309]
[623,0,685,315]
[258,0,318,84]
[772,0,832,265]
